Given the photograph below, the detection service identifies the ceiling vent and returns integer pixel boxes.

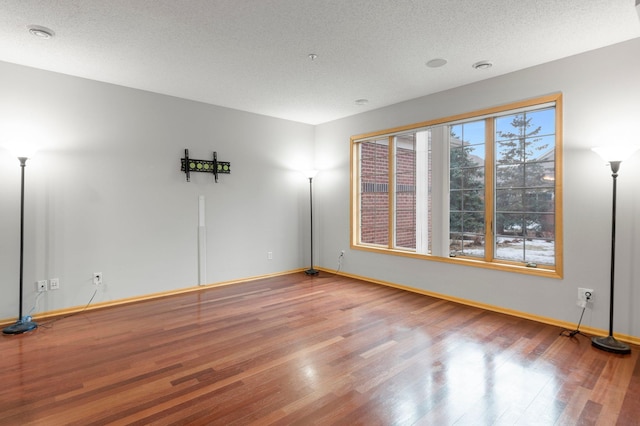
[27,25,55,39]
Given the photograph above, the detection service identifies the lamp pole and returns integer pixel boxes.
[590,145,639,354]
[591,160,630,354]
[3,157,38,335]
[304,171,318,276]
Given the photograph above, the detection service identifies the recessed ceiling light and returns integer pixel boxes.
[27,25,55,39]
[472,60,493,70]
[355,99,369,106]
[426,58,448,68]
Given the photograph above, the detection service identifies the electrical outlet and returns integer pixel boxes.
[578,288,594,302]
[37,280,48,292]
[93,272,103,286]
[49,278,60,290]
[267,251,273,260]
[340,250,345,256]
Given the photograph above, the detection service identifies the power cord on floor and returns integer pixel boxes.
[37,287,99,329]
[335,251,344,275]
[560,291,591,339]
[313,251,344,278]
[26,290,45,318]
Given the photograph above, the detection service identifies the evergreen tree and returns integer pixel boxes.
[495,114,550,236]
[450,129,485,253]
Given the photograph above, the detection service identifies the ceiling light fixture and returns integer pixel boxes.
[355,99,369,106]
[27,25,55,39]
[472,60,493,70]
[426,58,448,68]
[308,53,318,61]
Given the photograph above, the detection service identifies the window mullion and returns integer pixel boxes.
[485,118,495,262]
[354,141,362,246]
[388,136,395,249]
[431,126,449,257]
[415,131,429,254]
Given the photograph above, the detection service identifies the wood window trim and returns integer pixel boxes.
[350,93,564,279]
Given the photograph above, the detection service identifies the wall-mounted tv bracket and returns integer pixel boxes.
[181,149,231,183]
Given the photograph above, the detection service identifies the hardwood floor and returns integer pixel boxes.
[1,272,638,425]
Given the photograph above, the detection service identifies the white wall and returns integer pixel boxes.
[0,61,315,320]
[314,38,640,339]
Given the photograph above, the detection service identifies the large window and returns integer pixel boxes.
[351,94,563,277]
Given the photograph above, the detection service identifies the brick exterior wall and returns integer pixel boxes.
[395,145,416,249]
[360,141,389,246]
[360,140,424,249]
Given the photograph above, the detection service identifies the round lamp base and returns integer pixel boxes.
[591,335,631,355]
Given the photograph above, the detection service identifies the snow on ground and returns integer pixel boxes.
[459,238,555,265]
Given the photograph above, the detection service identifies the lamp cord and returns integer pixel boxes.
[33,288,99,329]
[560,292,592,339]
[560,304,588,339]
[26,291,45,318]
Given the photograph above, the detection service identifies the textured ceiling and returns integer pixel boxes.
[1,1,639,125]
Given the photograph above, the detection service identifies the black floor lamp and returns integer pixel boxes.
[590,146,638,354]
[3,155,38,335]
[303,170,319,276]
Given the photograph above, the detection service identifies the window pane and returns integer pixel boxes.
[450,212,462,233]
[496,139,522,163]
[524,238,555,266]
[494,106,556,266]
[450,189,463,211]
[449,148,464,190]
[525,189,554,213]
[464,211,485,233]
[465,143,485,160]
[496,164,524,188]
[450,211,485,258]
[496,236,524,262]
[538,161,555,186]
[524,162,553,187]
[495,115,523,141]
[496,189,523,212]
[525,135,554,162]
[359,139,389,246]
[395,212,416,249]
[450,120,485,259]
[461,121,485,145]
[395,191,416,249]
[538,213,556,242]
[526,108,555,137]
[462,189,485,212]
[463,167,484,189]
[394,134,416,249]
[496,213,524,238]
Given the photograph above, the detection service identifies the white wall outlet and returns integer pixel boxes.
[37,280,48,292]
[93,272,103,286]
[49,278,60,290]
[267,251,273,260]
[578,288,594,302]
